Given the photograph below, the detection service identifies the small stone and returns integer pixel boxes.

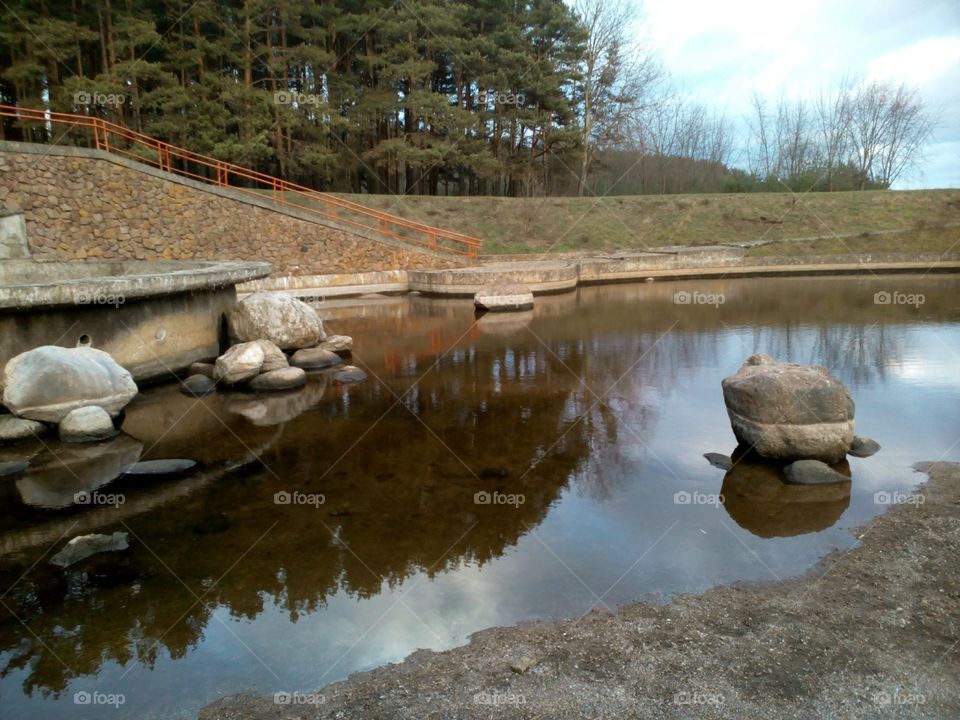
[187,362,215,378]
[214,342,265,385]
[59,406,117,443]
[50,532,129,568]
[510,656,536,674]
[180,374,216,397]
[332,365,367,384]
[849,435,881,458]
[255,340,290,373]
[122,459,197,477]
[0,460,29,477]
[0,415,47,443]
[317,335,353,355]
[784,459,850,485]
[290,347,342,370]
[704,452,733,470]
[479,467,509,479]
[248,367,307,391]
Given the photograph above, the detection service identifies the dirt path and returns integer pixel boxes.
[201,462,960,719]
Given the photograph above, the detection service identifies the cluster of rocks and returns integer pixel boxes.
[707,354,880,486]
[1,344,138,444]
[180,292,364,397]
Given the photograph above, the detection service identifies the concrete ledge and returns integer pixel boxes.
[0,259,270,310]
[238,270,409,299]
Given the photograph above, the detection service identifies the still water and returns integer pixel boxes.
[0,275,958,719]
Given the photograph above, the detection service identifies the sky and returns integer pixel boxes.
[640,0,960,188]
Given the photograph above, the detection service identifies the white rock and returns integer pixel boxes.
[229,292,325,350]
[474,283,534,312]
[214,342,265,385]
[50,532,129,568]
[0,414,47,443]
[2,346,138,423]
[59,406,116,443]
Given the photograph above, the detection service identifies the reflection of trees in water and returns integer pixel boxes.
[733,323,905,386]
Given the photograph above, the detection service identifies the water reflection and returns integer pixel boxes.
[0,274,957,719]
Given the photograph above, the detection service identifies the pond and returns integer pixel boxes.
[0,274,958,719]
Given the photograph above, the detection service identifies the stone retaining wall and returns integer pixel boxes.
[0,142,458,276]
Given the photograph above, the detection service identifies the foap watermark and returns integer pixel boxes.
[474,490,525,507]
[874,290,925,307]
[74,490,125,508]
[477,90,526,107]
[74,91,125,107]
[673,290,725,307]
[274,90,322,107]
[473,690,526,706]
[874,490,924,506]
[274,490,325,507]
[674,690,724,706]
[274,691,325,706]
[871,689,926,707]
[673,490,724,508]
[73,289,125,307]
[74,690,125,708]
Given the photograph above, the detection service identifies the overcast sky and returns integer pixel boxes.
[640,0,960,188]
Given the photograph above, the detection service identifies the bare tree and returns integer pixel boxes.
[574,0,660,196]
[814,78,853,190]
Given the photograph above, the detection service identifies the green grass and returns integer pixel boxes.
[262,188,960,257]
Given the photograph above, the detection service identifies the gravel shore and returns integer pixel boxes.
[201,462,960,719]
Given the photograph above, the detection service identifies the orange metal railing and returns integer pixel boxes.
[0,104,481,258]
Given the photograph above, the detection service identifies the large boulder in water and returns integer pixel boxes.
[721,354,854,463]
[2,346,138,423]
[228,292,325,350]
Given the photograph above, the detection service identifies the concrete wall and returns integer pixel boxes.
[0,142,458,277]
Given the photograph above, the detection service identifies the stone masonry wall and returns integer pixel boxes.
[0,147,459,276]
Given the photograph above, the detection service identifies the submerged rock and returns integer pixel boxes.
[229,292,325,350]
[721,354,854,463]
[290,347,341,370]
[2,345,138,422]
[59,406,116,443]
[248,367,307,391]
[122,458,198,477]
[0,460,29,477]
[0,414,47,443]
[849,435,881,458]
[474,283,534,312]
[332,365,367,384]
[180,374,216,397]
[50,532,129,568]
[784,459,851,485]
[214,342,265,385]
[224,377,328,426]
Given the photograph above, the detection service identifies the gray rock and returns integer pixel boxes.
[214,342,265,385]
[784,459,851,485]
[510,656,537,674]
[58,406,116,443]
[474,283,534,312]
[0,460,29,477]
[187,362,215,378]
[15,435,143,509]
[722,354,854,463]
[290,347,342,370]
[333,365,368,384]
[849,435,881,458]
[180,374,216,397]
[0,414,47,443]
[248,367,307,391]
[122,458,197,476]
[317,335,353,355]
[704,452,733,470]
[2,345,138,422]
[50,532,129,568]
[229,292,326,350]
[256,339,289,373]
